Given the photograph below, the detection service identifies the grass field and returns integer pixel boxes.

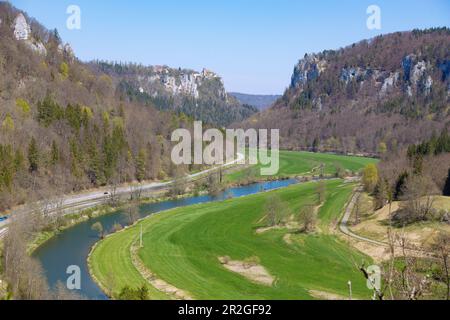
[226,150,378,183]
[89,179,373,300]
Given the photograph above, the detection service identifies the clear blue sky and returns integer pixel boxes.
[9,0,450,94]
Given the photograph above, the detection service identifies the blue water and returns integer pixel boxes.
[33,178,298,300]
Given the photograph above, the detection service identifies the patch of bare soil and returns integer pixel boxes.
[283,233,293,245]
[255,225,285,234]
[346,238,392,262]
[309,290,351,300]
[130,243,193,300]
[351,200,450,248]
[218,256,275,286]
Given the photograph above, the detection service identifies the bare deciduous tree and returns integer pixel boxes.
[399,174,439,224]
[2,211,51,300]
[264,195,284,227]
[298,204,316,233]
[91,221,104,239]
[316,181,326,205]
[431,233,450,300]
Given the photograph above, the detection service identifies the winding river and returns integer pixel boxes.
[33,179,299,300]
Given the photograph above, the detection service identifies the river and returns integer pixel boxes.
[33,179,299,300]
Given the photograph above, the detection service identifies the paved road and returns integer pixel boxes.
[0,153,245,239]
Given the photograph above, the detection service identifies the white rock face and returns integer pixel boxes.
[12,13,47,56]
[425,76,433,95]
[58,43,75,60]
[13,13,31,40]
[161,73,200,98]
[407,85,413,97]
[291,54,327,88]
[25,41,47,56]
[381,72,399,95]
[411,61,427,84]
[138,67,225,100]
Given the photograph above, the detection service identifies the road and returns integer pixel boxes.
[0,153,245,239]
[339,189,385,246]
[339,189,438,260]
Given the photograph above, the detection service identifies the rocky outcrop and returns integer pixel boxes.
[289,44,447,102]
[381,72,399,95]
[340,67,373,84]
[241,29,450,156]
[26,40,47,56]
[58,43,75,61]
[291,54,327,88]
[124,65,227,100]
[401,55,435,96]
[12,13,47,56]
[92,61,256,126]
[12,13,30,40]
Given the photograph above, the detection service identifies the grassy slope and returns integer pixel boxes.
[88,226,169,299]
[90,180,372,300]
[226,150,378,182]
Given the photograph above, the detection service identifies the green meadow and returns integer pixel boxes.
[226,150,378,182]
[89,179,373,300]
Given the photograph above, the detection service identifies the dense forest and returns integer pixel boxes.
[0,3,203,210]
[239,29,450,154]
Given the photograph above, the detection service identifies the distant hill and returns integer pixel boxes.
[228,92,281,111]
[238,29,450,154]
[90,62,258,127]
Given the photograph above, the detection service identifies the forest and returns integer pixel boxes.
[0,3,199,209]
[239,28,450,154]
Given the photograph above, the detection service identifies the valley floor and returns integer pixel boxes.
[89,180,373,300]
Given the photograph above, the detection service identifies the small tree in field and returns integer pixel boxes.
[316,181,326,205]
[298,204,316,233]
[334,162,346,178]
[362,164,378,194]
[373,178,389,210]
[264,195,284,227]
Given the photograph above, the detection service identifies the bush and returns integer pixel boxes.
[118,285,149,300]
[16,98,31,116]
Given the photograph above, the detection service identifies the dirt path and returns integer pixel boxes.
[130,242,193,300]
[339,189,385,246]
[339,189,437,261]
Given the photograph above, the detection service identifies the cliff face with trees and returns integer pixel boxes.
[0,3,202,210]
[90,61,257,127]
[239,29,450,155]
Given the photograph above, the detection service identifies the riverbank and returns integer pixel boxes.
[26,187,217,256]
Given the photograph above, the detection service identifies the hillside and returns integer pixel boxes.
[228,92,281,111]
[0,3,202,209]
[238,29,450,154]
[90,61,257,126]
